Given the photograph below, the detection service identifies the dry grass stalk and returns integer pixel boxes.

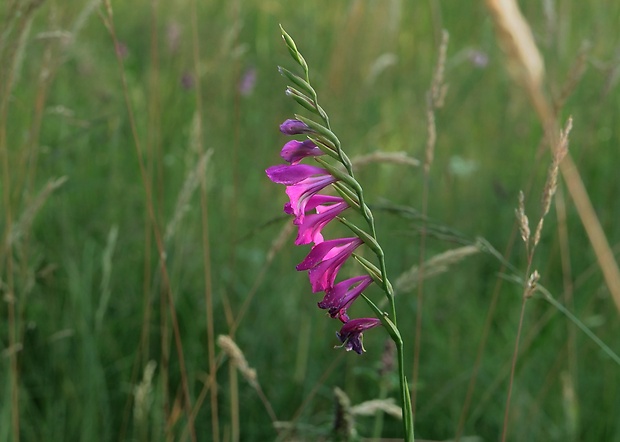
[485,0,544,93]
[534,117,572,247]
[429,29,450,108]
[487,0,620,314]
[515,190,530,247]
[133,360,157,424]
[351,151,420,169]
[216,335,257,388]
[424,29,449,173]
[395,244,480,294]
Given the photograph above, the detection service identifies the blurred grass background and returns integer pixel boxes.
[1,0,619,441]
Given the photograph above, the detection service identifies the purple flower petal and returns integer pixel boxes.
[318,275,373,322]
[280,140,324,165]
[284,194,343,216]
[280,119,311,135]
[294,198,348,245]
[266,164,328,185]
[336,318,382,354]
[267,164,337,224]
[296,237,363,292]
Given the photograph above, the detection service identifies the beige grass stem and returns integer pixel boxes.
[486,0,620,314]
[412,28,449,419]
[100,3,196,441]
[1,2,48,439]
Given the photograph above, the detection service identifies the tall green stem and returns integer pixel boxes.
[280,25,414,441]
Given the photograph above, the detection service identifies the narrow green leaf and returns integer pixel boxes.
[332,182,361,209]
[295,114,341,148]
[280,25,308,73]
[315,157,362,193]
[278,66,315,97]
[339,217,383,257]
[361,294,401,342]
[352,254,383,284]
[286,87,319,115]
[307,136,338,157]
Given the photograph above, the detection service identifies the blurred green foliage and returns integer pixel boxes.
[1,0,619,441]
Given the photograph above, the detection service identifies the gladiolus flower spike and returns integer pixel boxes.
[270,25,414,442]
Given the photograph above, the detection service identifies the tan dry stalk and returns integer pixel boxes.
[486,0,620,313]
[485,0,544,93]
[100,3,197,440]
[216,335,278,424]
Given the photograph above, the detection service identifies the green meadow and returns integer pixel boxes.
[1,0,619,440]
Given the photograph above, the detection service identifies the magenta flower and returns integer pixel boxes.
[336,317,382,354]
[297,237,363,292]
[284,194,343,216]
[266,164,336,225]
[280,119,311,135]
[280,139,324,165]
[318,275,373,322]
[293,197,348,245]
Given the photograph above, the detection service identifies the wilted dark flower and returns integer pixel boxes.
[337,318,382,354]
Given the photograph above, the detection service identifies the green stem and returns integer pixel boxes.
[362,297,413,441]
[397,338,415,441]
[280,27,414,440]
[308,66,409,439]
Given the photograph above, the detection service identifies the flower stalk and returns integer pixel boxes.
[266,25,414,441]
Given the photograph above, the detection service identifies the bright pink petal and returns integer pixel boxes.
[266,164,328,185]
[295,200,348,245]
[318,275,373,322]
[284,195,343,216]
[285,175,337,224]
[296,237,363,292]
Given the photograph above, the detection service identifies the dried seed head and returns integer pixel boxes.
[351,398,402,419]
[515,191,530,246]
[525,270,540,298]
[535,117,572,247]
[217,335,257,387]
[133,360,157,423]
[394,245,480,293]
